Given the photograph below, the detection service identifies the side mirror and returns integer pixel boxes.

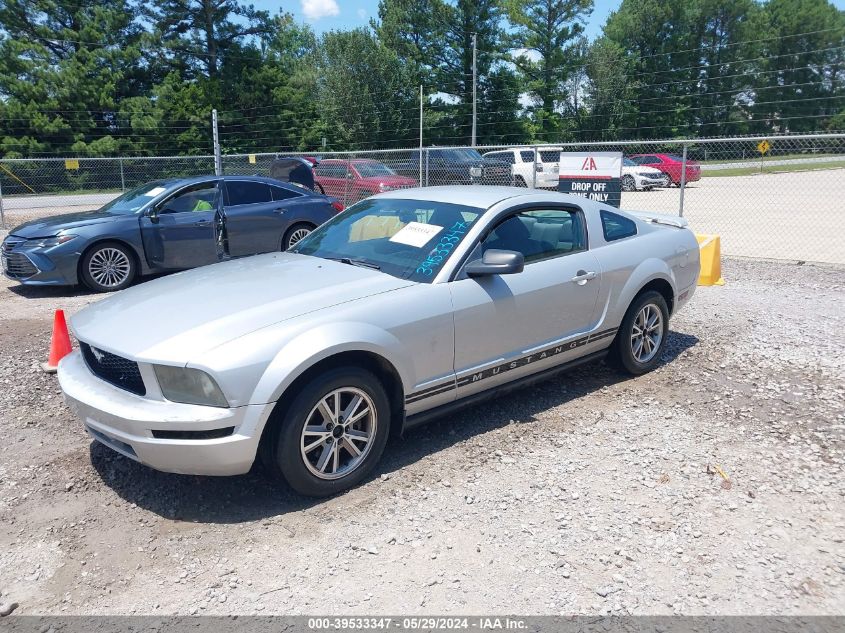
[465,249,525,277]
[148,207,160,224]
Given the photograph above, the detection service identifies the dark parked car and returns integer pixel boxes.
[269,157,319,192]
[392,148,513,186]
[629,153,701,186]
[314,159,417,203]
[2,176,343,293]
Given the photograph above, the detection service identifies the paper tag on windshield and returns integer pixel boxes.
[389,222,443,248]
[143,187,166,197]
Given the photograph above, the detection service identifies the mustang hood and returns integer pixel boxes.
[71,253,414,363]
[11,210,119,237]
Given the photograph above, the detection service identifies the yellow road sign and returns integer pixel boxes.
[757,140,771,155]
[248,154,256,164]
[64,159,80,170]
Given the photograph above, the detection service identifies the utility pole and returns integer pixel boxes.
[212,109,222,176]
[419,85,424,185]
[471,32,477,147]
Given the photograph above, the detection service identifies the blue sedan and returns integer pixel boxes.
[2,176,343,292]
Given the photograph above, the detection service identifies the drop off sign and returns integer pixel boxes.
[558,152,623,207]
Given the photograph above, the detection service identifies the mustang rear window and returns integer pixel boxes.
[291,198,483,283]
[600,210,637,242]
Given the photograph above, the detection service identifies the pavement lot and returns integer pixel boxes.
[0,257,843,616]
[2,167,844,264]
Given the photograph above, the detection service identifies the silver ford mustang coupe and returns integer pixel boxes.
[58,186,700,496]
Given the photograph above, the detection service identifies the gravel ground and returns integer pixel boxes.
[0,257,843,616]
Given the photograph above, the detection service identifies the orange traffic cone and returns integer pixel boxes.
[41,309,73,374]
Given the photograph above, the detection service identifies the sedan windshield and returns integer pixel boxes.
[291,198,483,283]
[100,181,169,215]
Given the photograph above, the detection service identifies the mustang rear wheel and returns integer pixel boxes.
[263,367,390,497]
[80,242,136,292]
[608,290,669,375]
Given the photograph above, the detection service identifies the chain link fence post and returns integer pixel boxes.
[119,157,126,192]
[344,155,352,207]
[0,175,5,229]
[212,109,222,177]
[532,146,538,189]
[678,143,688,218]
[424,149,430,187]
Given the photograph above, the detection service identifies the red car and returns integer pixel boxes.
[629,153,701,186]
[313,159,417,203]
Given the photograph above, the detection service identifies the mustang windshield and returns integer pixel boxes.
[291,198,483,283]
[100,181,170,215]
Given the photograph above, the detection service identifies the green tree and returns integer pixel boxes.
[372,0,451,88]
[754,0,845,133]
[0,0,147,156]
[315,28,418,149]
[506,0,592,140]
[140,0,272,79]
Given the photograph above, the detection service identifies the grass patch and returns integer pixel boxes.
[703,160,845,177]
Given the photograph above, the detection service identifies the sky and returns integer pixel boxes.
[252,0,621,38]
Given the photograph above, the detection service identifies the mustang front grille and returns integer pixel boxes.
[80,342,146,396]
[2,252,38,279]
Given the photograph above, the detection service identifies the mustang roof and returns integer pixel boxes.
[375,185,580,209]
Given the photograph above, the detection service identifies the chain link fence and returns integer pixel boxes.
[2,134,843,264]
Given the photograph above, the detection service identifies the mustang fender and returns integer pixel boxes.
[253,322,414,407]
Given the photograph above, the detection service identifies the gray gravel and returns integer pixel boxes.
[0,257,843,615]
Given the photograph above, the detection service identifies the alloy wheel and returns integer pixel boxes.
[300,387,377,480]
[288,227,311,247]
[630,303,663,363]
[88,247,131,288]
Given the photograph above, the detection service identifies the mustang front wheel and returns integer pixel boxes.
[264,367,390,496]
[609,290,669,375]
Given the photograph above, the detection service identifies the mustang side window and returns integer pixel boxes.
[482,209,586,264]
[600,209,638,241]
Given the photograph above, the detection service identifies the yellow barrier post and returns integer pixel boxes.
[696,234,725,286]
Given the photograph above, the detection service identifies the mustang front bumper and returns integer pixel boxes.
[58,351,270,476]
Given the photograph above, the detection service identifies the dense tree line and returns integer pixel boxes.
[0,0,842,157]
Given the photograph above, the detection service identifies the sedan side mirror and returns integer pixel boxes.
[148,207,160,224]
[465,249,525,277]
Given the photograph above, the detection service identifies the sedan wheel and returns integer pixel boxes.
[283,223,315,250]
[81,242,136,292]
[608,290,669,375]
[263,366,390,497]
[622,175,636,192]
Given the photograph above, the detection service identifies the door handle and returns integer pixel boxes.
[273,207,286,213]
[571,270,597,285]
[194,220,211,227]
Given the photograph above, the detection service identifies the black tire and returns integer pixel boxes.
[608,290,669,376]
[282,222,316,250]
[514,176,527,187]
[80,241,137,293]
[262,366,391,497]
[621,175,636,192]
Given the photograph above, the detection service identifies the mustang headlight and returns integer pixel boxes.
[378,183,394,192]
[153,365,229,408]
[27,235,77,248]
